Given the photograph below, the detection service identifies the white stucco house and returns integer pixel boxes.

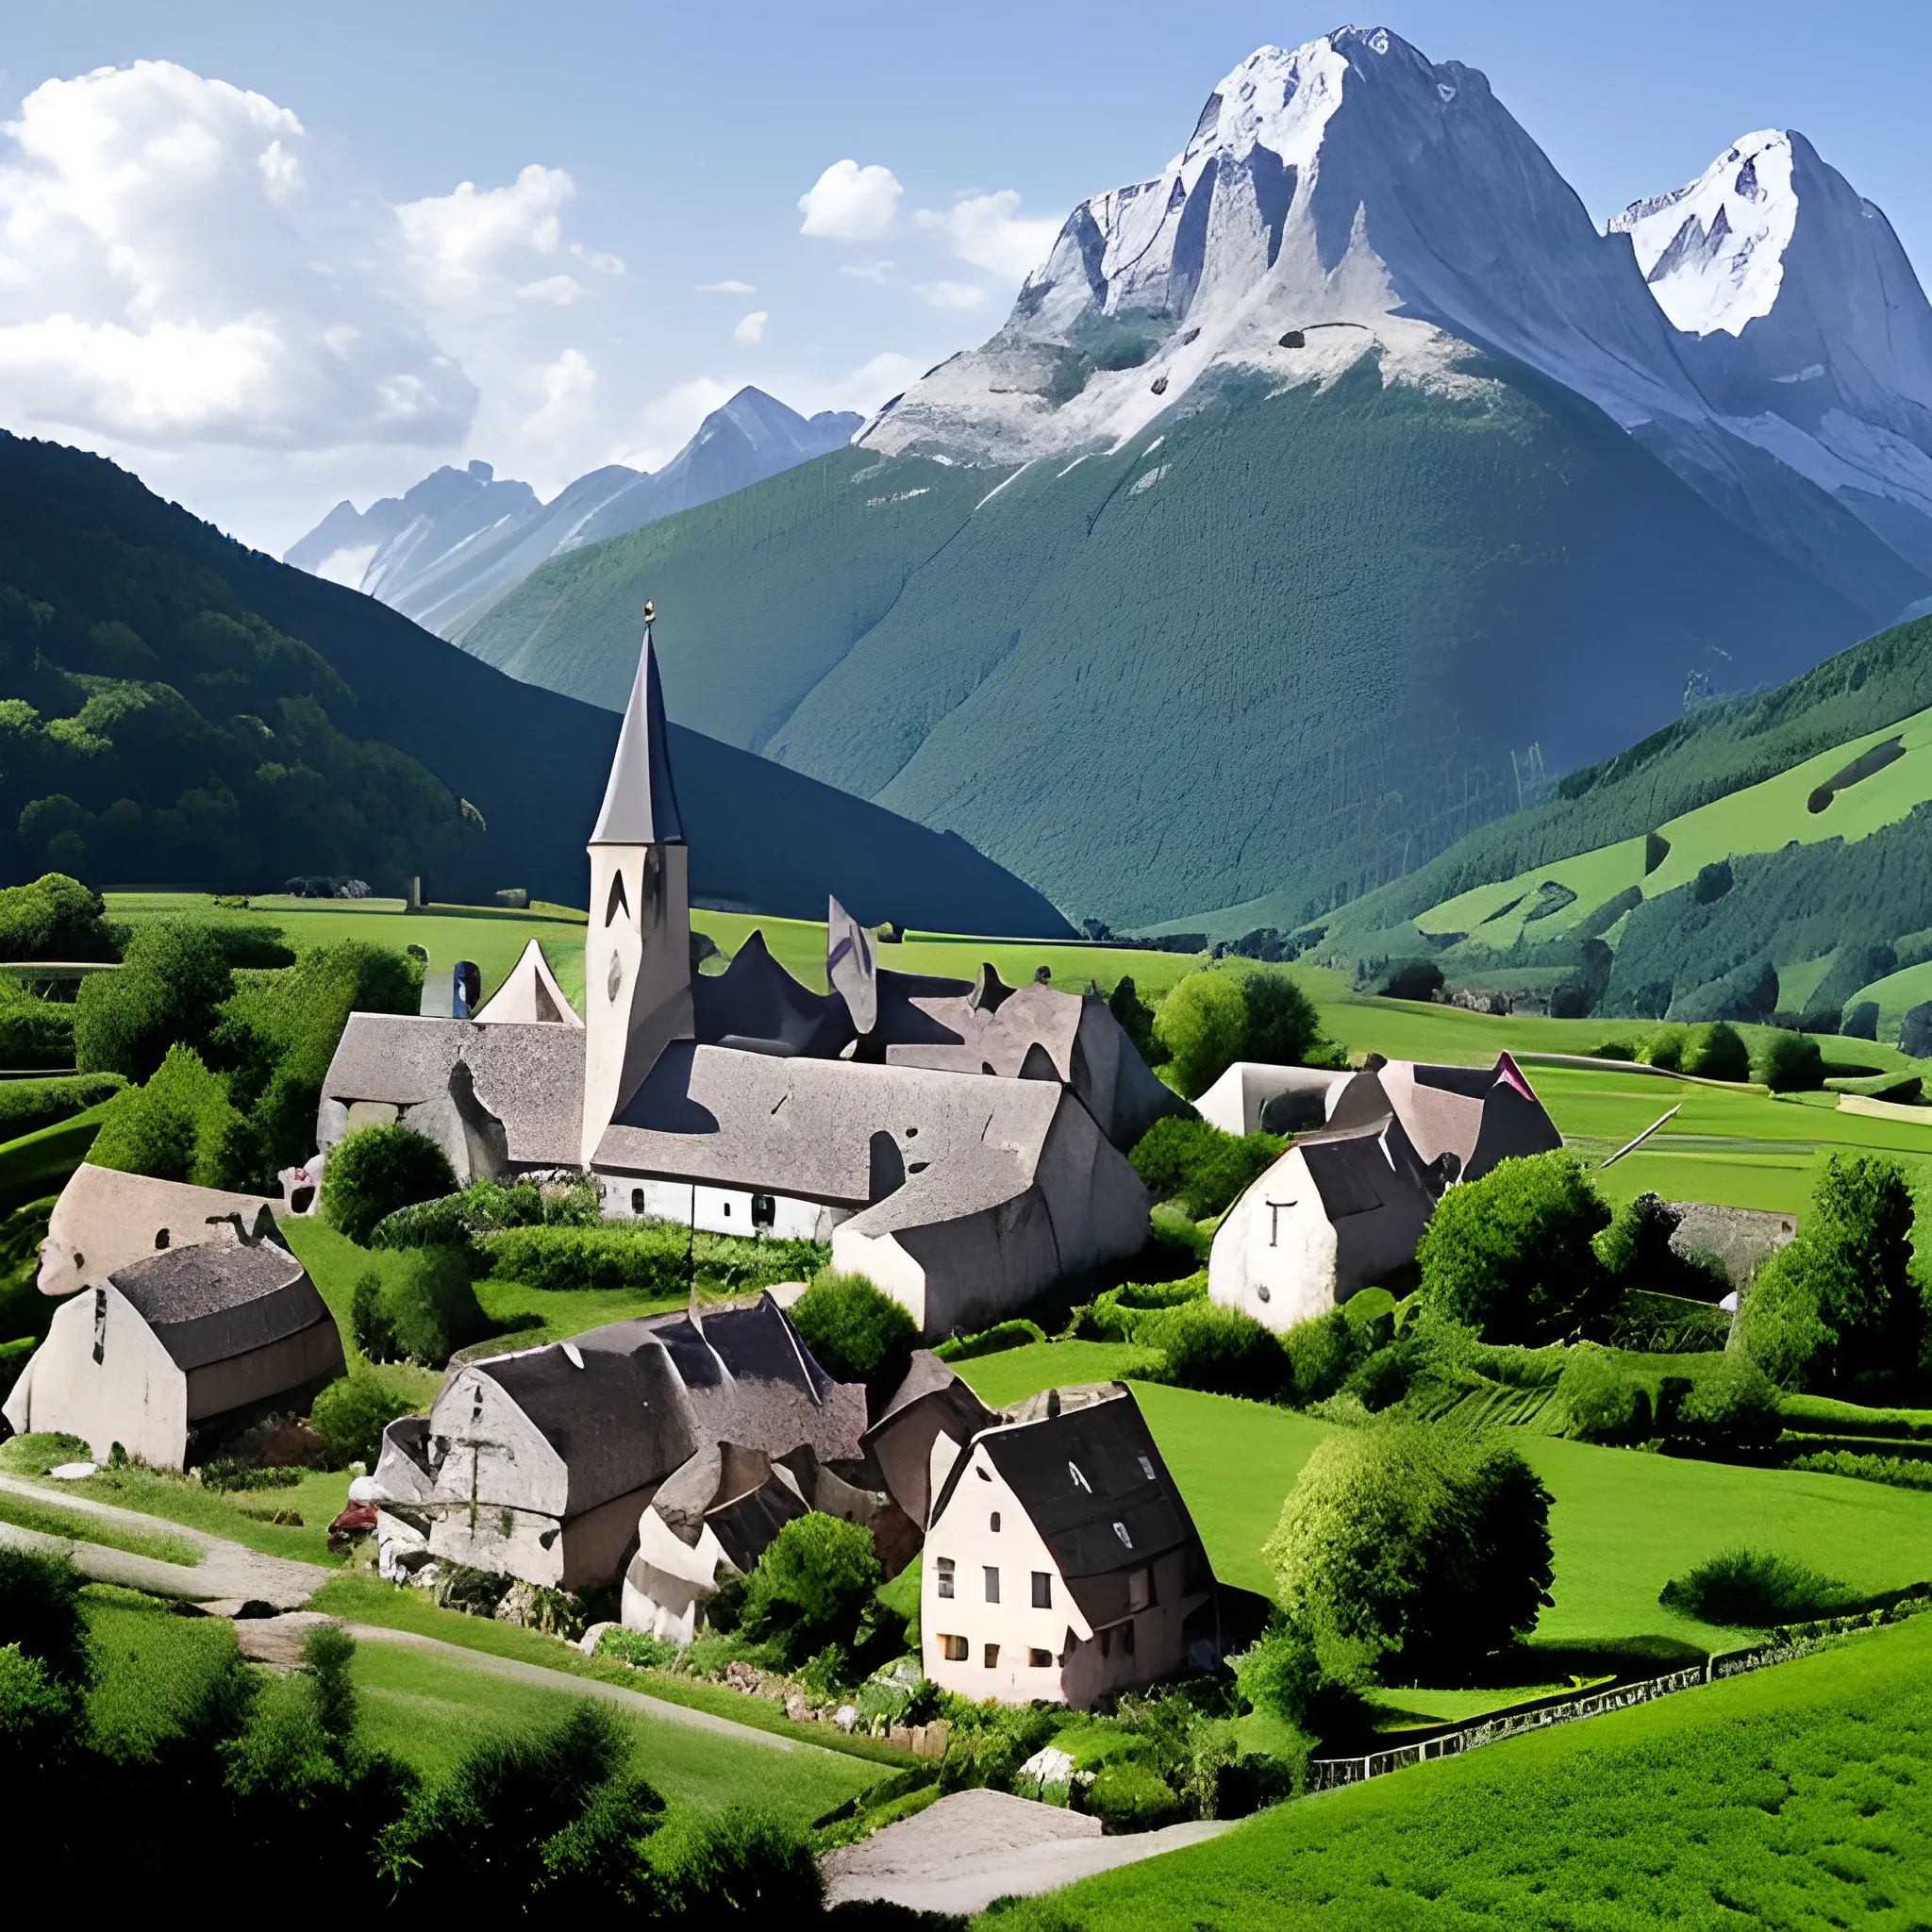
[316,625,1176,1338]
[4,1222,343,1468]
[1209,1050,1564,1332]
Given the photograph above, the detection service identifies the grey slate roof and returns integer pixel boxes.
[591,626,685,846]
[110,1238,333,1373]
[692,929,854,1058]
[322,1014,583,1166]
[939,1394,1206,1626]
[593,1039,1064,1207]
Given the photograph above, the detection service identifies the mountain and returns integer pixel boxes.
[461,27,1932,930]
[285,388,860,641]
[1307,608,1932,1043]
[0,430,1069,936]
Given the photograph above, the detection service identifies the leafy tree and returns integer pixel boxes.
[322,1123,458,1246]
[1128,1115,1284,1219]
[1738,1154,1925,1395]
[1107,974,1162,1063]
[74,919,233,1079]
[310,1373,417,1467]
[0,874,118,961]
[1753,1028,1824,1092]
[1681,1021,1749,1081]
[1418,1153,1612,1344]
[1154,970,1249,1099]
[1240,971,1324,1066]
[352,1247,488,1368]
[787,1271,916,1407]
[740,1512,882,1661]
[86,1043,241,1187]
[1266,1424,1555,1680]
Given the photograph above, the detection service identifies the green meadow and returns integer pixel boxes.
[975,1611,1932,1930]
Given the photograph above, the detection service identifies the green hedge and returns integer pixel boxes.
[478,1221,827,1298]
[0,1073,125,1141]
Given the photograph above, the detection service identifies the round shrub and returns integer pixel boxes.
[1128,1116,1283,1219]
[1279,1309,1362,1406]
[310,1372,417,1467]
[741,1512,882,1661]
[788,1272,916,1403]
[1267,1424,1555,1678]
[1084,1760,1181,1835]
[322,1123,458,1245]
[1681,1022,1749,1082]
[1639,1024,1688,1072]
[354,1248,488,1368]
[1657,1547,1849,1626]
[1417,1152,1611,1344]
[1240,971,1324,1066]
[1556,1343,1650,1443]
[1753,1028,1824,1091]
[1147,1298,1290,1401]
[1153,970,1249,1099]
[1669,1356,1780,1456]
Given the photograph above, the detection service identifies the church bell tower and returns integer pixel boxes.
[581,608,693,1166]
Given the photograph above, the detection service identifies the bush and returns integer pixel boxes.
[1267,1424,1555,1679]
[0,874,117,964]
[1240,972,1324,1066]
[1417,1153,1612,1345]
[788,1272,916,1403]
[1754,1028,1824,1091]
[311,1373,418,1467]
[0,989,75,1072]
[1128,1115,1284,1219]
[1657,1547,1851,1626]
[1108,975,1161,1064]
[1638,1024,1688,1071]
[353,1248,488,1368]
[1153,971,1249,1099]
[0,1072,125,1141]
[1681,1022,1749,1082]
[740,1513,882,1662]
[370,1175,599,1250]
[1083,1760,1182,1835]
[647,1807,822,1916]
[1279,1309,1365,1407]
[1145,1298,1291,1401]
[932,1318,1047,1361]
[478,1222,825,1297]
[1556,1343,1651,1443]
[1668,1356,1781,1456]
[86,1044,241,1187]
[322,1124,458,1246]
[1736,1154,1924,1394]
[74,920,233,1080]
[0,1545,92,1684]
[1592,1191,1726,1301]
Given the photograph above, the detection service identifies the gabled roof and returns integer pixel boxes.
[591,625,685,846]
[474,939,582,1027]
[691,928,853,1058]
[38,1164,279,1298]
[109,1237,333,1373]
[934,1393,1205,1624]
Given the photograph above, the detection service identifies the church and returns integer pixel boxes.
[317,625,1175,1336]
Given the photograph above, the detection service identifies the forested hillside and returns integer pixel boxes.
[0,433,1069,935]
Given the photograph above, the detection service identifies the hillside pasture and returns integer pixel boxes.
[974,1611,1932,1930]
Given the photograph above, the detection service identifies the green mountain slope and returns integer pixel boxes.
[1312,612,1932,1037]
[464,358,1867,928]
[0,432,1069,936]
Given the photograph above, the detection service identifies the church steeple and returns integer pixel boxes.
[581,608,694,1166]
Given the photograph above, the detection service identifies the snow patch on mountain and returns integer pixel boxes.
[1611,131,1798,337]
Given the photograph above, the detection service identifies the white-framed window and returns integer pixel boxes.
[936,1557,956,1599]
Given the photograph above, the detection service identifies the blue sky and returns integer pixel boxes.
[3,1,1926,552]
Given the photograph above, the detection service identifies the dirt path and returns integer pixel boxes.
[820,1787,1238,1915]
[0,1471,329,1607]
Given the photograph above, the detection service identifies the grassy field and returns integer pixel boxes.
[346,1636,881,1824]
[0,1483,202,1565]
[107,892,592,1009]
[955,1357,1932,1655]
[976,1610,1932,1930]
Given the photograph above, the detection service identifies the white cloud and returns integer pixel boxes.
[918,189,1061,281]
[395,162,575,307]
[571,242,625,275]
[798,158,901,240]
[524,345,596,441]
[0,59,475,448]
[733,309,769,343]
[608,375,737,472]
[793,350,924,419]
[518,274,586,305]
[912,279,984,309]
[840,260,892,283]
[697,277,755,293]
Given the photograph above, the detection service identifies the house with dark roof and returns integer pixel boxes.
[317,625,1176,1336]
[1209,1052,1563,1331]
[3,1227,343,1468]
[919,1388,1230,1707]
[369,1291,866,1591]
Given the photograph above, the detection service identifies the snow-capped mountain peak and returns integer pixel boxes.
[1609,130,1798,337]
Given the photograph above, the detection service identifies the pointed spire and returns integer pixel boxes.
[591,609,686,846]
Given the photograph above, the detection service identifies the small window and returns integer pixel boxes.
[1032,1572,1052,1609]
[1029,1648,1053,1669]
[1137,1455,1155,1482]
[975,1465,992,1482]
[941,1634,968,1662]
[154,1227,170,1250]
[722,1200,731,1217]
[1113,1521,1134,1550]
[751,1192,775,1230]
[984,1566,1000,1604]
[631,1188,646,1214]
[984,1643,1000,1669]
[1122,1620,1136,1657]
[1069,1461,1091,1492]
[605,870,630,926]
[92,1287,107,1365]
[936,1557,956,1599]
[1098,1627,1111,1658]
[990,1511,1001,1532]
[1128,1566,1153,1612]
